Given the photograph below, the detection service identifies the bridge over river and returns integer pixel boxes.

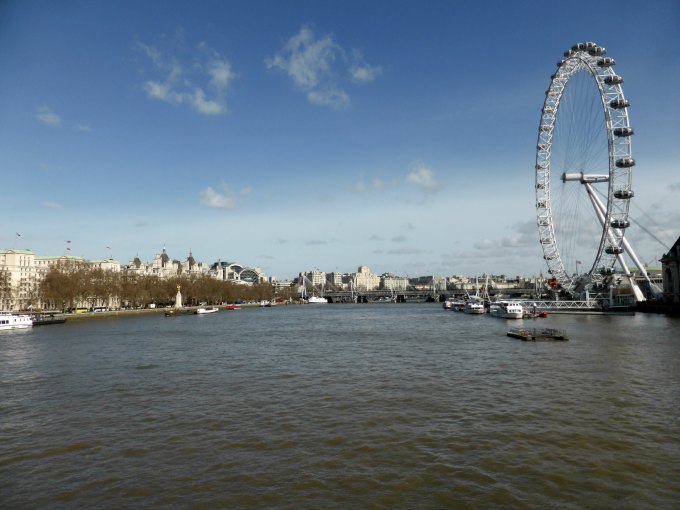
[322,288,542,303]
[322,289,613,312]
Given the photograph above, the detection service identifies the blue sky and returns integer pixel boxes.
[1,0,679,280]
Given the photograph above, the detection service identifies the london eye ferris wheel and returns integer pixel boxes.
[534,41,650,296]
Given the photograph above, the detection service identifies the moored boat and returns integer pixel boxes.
[225,304,241,310]
[0,313,33,330]
[32,313,67,326]
[307,296,328,304]
[443,298,465,311]
[463,301,486,314]
[195,306,219,314]
[490,300,524,319]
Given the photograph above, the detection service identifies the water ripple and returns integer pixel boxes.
[1,305,678,508]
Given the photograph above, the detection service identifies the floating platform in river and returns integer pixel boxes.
[507,327,569,342]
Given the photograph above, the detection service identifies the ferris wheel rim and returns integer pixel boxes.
[535,42,634,292]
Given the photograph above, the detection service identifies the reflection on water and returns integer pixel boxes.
[1,305,679,508]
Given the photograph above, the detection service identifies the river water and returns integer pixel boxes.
[1,304,679,509]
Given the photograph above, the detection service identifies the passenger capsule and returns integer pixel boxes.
[536,201,547,208]
[577,42,588,50]
[540,124,552,132]
[597,58,616,67]
[588,46,606,56]
[611,219,630,229]
[610,98,630,109]
[540,238,551,244]
[585,42,597,49]
[571,44,580,52]
[616,158,635,168]
[614,189,635,199]
[544,254,555,260]
[604,75,623,85]
[605,245,624,255]
[536,182,545,189]
[614,127,634,137]
[599,267,615,276]
[543,106,555,113]
[564,50,576,57]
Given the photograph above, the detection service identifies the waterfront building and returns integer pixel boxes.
[380,273,409,291]
[327,272,344,290]
[271,279,294,293]
[302,271,326,287]
[1,248,121,310]
[410,275,446,291]
[353,266,380,291]
[661,236,680,306]
[126,248,208,279]
[210,261,267,285]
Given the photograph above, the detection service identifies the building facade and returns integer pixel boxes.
[353,266,380,291]
[0,249,121,310]
[661,236,680,305]
[2,245,268,310]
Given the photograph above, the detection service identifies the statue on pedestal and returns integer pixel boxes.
[175,284,183,309]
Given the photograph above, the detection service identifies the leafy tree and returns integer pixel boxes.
[0,270,12,309]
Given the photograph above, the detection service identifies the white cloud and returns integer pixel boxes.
[43,201,63,209]
[35,106,61,126]
[353,175,385,193]
[307,88,350,110]
[144,80,183,104]
[406,163,441,193]
[266,26,336,89]
[473,239,497,250]
[191,88,225,115]
[200,184,249,210]
[265,25,381,109]
[137,37,234,116]
[387,247,426,255]
[77,124,92,132]
[349,49,383,83]
[208,60,233,90]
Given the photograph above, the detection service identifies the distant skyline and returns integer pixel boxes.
[1,0,679,280]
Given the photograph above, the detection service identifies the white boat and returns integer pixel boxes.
[307,296,328,304]
[489,301,524,319]
[463,301,486,314]
[0,313,33,330]
[195,306,219,314]
[443,298,465,311]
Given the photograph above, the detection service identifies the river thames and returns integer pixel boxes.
[1,304,678,509]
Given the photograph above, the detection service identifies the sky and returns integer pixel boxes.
[1,0,679,281]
